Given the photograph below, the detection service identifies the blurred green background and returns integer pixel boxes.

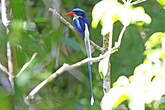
[0,0,165,110]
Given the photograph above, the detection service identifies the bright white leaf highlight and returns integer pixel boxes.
[92,0,151,35]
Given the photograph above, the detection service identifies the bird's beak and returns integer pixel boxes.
[65,11,76,15]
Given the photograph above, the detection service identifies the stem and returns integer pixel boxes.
[7,42,14,93]
[131,0,147,5]
[113,25,127,50]
[103,26,113,93]
[16,53,37,78]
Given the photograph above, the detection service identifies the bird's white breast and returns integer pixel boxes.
[84,23,92,60]
[84,24,89,39]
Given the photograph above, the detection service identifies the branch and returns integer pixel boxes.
[102,24,113,93]
[48,8,76,33]
[1,0,10,33]
[113,25,127,50]
[48,8,104,53]
[7,42,15,91]
[131,0,147,5]
[1,0,15,94]
[16,52,38,78]
[0,63,9,75]
[7,42,13,76]
[25,48,117,100]
[90,40,105,53]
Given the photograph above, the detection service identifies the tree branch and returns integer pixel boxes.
[1,0,10,33]
[7,42,13,76]
[1,0,15,94]
[48,8,76,33]
[7,42,15,91]
[131,0,147,5]
[16,52,38,78]
[90,40,105,53]
[25,48,117,100]
[121,0,127,4]
[113,25,127,50]
[48,8,105,53]
[0,63,9,75]
[102,25,113,93]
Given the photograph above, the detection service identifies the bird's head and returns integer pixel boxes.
[65,8,86,17]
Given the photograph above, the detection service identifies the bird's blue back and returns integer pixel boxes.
[73,17,90,38]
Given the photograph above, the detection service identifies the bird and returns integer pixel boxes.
[66,8,94,106]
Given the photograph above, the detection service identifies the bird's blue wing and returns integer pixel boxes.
[73,17,85,38]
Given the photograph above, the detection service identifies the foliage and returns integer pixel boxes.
[157,0,165,9]
[101,32,165,110]
[92,0,151,35]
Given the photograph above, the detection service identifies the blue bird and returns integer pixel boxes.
[66,8,94,105]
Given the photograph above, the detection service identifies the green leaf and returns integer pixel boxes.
[98,56,109,78]
[157,0,165,9]
[145,32,165,49]
[34,17,49,23]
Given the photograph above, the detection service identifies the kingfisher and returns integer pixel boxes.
[66,8,94,105]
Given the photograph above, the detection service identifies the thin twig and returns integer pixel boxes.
[16,52,38,78]
[1,0,14,93]
[25,48,118,100]
[7,42,13,75]
[90,40,105,53]
[48,8,76,33]
[131,0,147,5]
[7,42,14,90]
[113,25,127,50]
[48,8,104,53]
[1,0,10,33]
[0,63,9,75]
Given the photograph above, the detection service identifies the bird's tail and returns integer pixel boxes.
[85,39,94,106]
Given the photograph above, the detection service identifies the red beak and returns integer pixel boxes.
[65,11,76,15]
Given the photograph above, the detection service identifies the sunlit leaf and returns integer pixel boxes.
[101,87,129,110]
[99,56,109,78]
[116,5,151,25]
[129,7,151,25]
[145,32,165,49]
[92,0,151,35]
[101,32,165,110]
[92,0,121,35]
[113,76,129,87]
[157,0,165,9]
